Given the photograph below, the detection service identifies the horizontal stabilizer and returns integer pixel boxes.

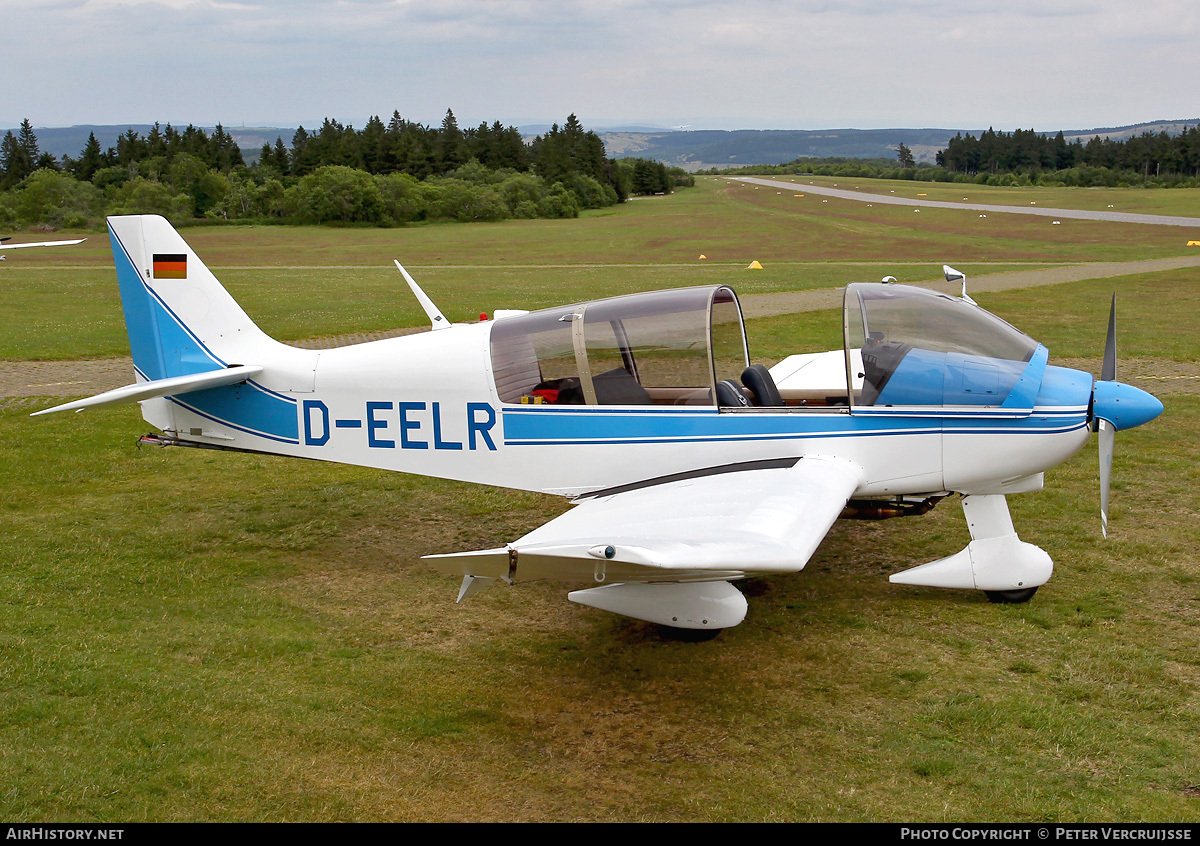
[31,365,264,416]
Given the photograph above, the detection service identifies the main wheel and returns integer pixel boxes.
[984,587,1039,604]
[658,625,724,642]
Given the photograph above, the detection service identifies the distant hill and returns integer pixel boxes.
[1061,119,1200,143]
[600,119,1200,171]
[517,123,670,137]
[599,128,971,170]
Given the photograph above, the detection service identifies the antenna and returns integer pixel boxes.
[943,265,975,305]
[394,260,450,331]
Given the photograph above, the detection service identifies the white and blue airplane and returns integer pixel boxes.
[32,215,1163,636]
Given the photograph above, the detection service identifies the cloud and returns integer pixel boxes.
[5,0,1199,130]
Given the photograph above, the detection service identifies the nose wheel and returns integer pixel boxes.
[984,587,1038,604]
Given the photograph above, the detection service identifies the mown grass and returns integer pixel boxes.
[3,386,1196,821]
[2,187,1198,821]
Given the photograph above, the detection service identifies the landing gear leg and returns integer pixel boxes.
[889,495,1053,597]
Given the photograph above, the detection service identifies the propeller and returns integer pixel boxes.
[1090,295,1162,537]
[1101,293,1117,383]
[1098,294,1116,538]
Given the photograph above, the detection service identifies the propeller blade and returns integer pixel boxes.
[1101,294,1116,382]
[1099,295,1116,538]
[1098,418,1114,539]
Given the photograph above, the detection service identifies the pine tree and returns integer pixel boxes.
[435,108,465,174]
[115,127,146,168]
[163,124,182,158]
[0,131,25,189]
[360,115,387,174]
[1052,131,1073,170]
[17,119,40,163]
[147,123,166,159]
[290,126,314,176]
[493,122,528,171]
[74,132,103,181]
[1,121,38,188]
[207,124,243,171]
[272,137,290,176]
[631,158,653,195]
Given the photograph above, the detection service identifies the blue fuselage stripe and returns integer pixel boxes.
[500,407,1088,446]
[168,396,300,444]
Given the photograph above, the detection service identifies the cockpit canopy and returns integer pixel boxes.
[844,283,1043,410]
[489,280,1046,413]
[490,285,748,406]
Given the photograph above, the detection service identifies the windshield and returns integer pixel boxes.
[844,283,1039,408]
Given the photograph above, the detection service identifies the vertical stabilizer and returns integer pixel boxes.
[108,215,273,381]
[104,215,318,448]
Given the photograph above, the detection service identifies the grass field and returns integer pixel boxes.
[6,176,1198,360]
[2,177,1199,821]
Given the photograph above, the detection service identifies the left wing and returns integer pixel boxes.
[31,365,264,416]
[426,455,864,586]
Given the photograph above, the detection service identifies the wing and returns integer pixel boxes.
[0,238,86,250]
[425,455,864,586]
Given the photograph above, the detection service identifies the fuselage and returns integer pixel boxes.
[105,214,1104,506]
[148,318,1095,501]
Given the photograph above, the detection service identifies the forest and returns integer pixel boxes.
[0,111,694,230]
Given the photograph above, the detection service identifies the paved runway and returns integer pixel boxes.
[729,176,1200,229]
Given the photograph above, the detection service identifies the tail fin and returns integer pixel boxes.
[108,214,271,381]
[34,216,315,450]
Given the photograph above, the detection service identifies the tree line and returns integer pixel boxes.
[937,127,1200,182]
[0,112,694,230]
[707,126,1200,189]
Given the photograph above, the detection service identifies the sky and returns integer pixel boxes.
[4,0,1198,133]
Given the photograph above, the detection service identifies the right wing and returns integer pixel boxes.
[425,455,864,586]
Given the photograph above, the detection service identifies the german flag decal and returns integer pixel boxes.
[152,253,187,279]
